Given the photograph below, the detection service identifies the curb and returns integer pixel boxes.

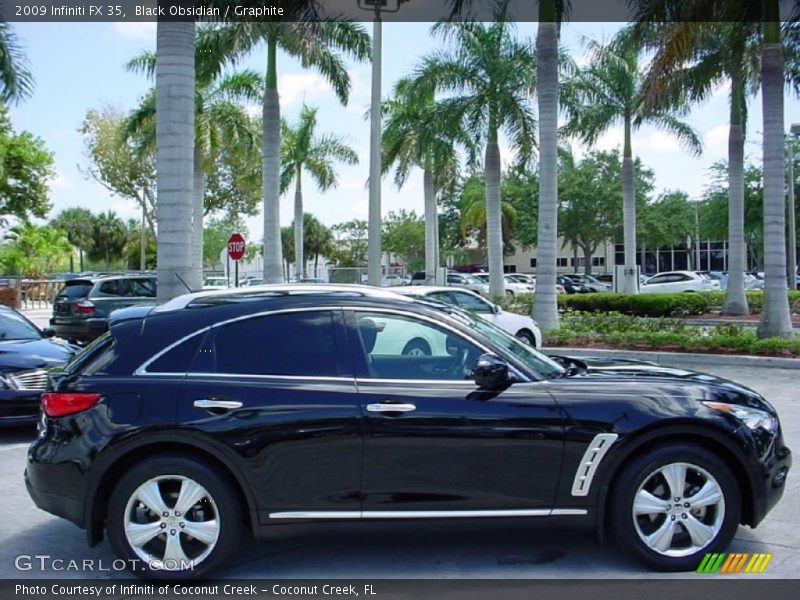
[544,346,800,370]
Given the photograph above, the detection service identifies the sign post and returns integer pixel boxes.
[227,232,246,288]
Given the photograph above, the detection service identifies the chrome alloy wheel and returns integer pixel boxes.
[632,462,725,557]
[123,475,220,570]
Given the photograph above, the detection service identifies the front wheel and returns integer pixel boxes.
[610,444,740,571]
[515,330,536,347]
[107,456,242,579]
[402,338,432,356]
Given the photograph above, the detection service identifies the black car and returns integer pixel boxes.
[26,285,790,578]
[50,275,158,343]
[557,275,589,294]
[0,306,78,425]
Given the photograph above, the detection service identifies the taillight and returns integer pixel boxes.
[42,392,102,417]
[72,300,95,315]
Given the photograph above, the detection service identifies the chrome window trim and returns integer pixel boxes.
[570,433,619,497]
[268,508,587,519]
[134,304,529,383]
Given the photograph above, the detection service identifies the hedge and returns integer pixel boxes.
[500,290,800,318]
[545,313,800,357]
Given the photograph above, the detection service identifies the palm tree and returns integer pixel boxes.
[382,78,468,285]
[207,20,371,284]
[280,105,358,280]
[460,197,519,260]
[758,2,795,338]
[533,0,569,331]
[88,211,127,270]
[563,32,702,294]
[636,22,761,315]
[0,23,33,103]
[126,32,261,290]
[409,22,536,297]
[50,207,95,272]
[155,21,195,301]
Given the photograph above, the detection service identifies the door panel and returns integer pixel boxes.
[358,381,565,511]
[347,310,565,513]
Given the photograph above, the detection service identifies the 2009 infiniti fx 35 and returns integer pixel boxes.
[26,285,790,579]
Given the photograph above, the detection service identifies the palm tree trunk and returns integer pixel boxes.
[722,72,749,315]
[423,166,437,285]
[192,146,205,291]
[622,114,638,294]
[155,20,195,303]
[583,244,593,275]
[263,35,284,283]
[485,125,504,298]
[293,163,304,280]
[532,17,560,330]
[758,11,794,338]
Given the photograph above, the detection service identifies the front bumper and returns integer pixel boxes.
[0,390,42,426]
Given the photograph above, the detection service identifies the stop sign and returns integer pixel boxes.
[227,232,246,261]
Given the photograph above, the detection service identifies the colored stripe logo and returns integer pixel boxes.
[696,553,773,574]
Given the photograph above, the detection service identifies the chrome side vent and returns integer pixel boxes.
[571,433,619,497]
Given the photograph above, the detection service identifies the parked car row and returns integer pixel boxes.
[23,283,790,579]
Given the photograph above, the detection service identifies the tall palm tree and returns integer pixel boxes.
[533,0,567,330]
[155,21,195,301]
[50,207,95,272]
[280,104,358,280]
[207,20,371,284]
[126,32,261,290]
[0,23,33,103]
[408,22,536,297]
[563,32,702,294]
[636,22,760,315]
[759,0,794,338]
[382,78,468,285]
[630,0,797,337]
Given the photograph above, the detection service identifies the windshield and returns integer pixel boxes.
[447,308,565,379]
[0,311,42,341]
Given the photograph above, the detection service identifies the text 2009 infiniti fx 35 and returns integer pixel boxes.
[26,285,790,579]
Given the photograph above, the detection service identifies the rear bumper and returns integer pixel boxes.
[25,440,87,528]
[50,318,108,342]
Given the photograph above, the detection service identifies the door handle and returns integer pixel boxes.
[366,403,416,413]
[194,399,242,411]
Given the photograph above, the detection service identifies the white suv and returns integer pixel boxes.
[641,271,722,293]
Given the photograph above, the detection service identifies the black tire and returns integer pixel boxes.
[610,444,740,571]
[515,330,536,347]
[402,338,432,356]
[107,455,242,580]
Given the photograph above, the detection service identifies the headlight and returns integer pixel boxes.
[702,401,778,433]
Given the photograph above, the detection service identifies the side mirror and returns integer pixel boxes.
[474,353,512,390]
[41,327,56,338]
[491,304,500,314]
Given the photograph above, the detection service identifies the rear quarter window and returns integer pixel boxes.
[145,333,204,374]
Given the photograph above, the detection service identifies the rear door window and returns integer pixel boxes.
[94,280,124,297]
[213,311,342,377]
[129,279,157,297]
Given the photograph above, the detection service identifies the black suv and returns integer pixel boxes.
[50,275,157,343]
[26,285,790,579]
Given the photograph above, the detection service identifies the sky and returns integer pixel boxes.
[6,20,800,245]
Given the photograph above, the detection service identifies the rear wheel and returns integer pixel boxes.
[107,456,241,579]
[610,444,740,571]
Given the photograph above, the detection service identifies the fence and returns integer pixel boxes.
[0,277,63,310]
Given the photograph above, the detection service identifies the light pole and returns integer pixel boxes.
[359,1,405,286]
[788,124,799,290]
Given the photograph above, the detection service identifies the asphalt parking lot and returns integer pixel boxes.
[0,356,797,580]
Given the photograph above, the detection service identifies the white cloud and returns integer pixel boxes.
[703,124,729,159]
[279,72,333,108]
[641,130,682,153]
[110,22,157,42]
[50,171,73,192]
